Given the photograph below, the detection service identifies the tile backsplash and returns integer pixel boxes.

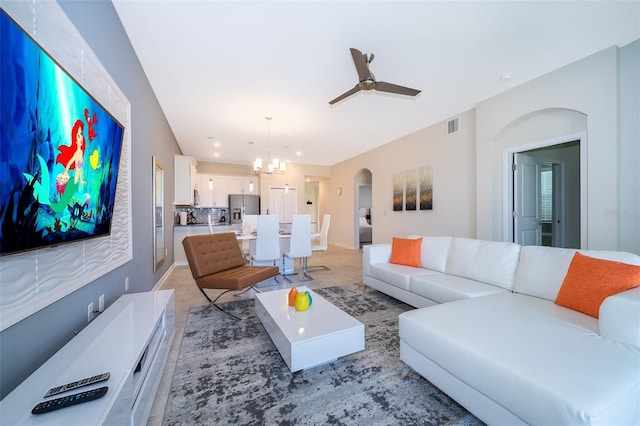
[174,207,228,225]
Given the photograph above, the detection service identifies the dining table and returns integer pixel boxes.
[235,231,319,274]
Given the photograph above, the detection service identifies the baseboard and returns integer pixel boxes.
[153,264,176,291]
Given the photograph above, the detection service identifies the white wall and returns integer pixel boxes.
[329,42,638,254]
[476,46,619,249]
[330,109,477,248]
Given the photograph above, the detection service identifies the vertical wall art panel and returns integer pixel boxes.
[392,172,403,211]
[404,169,417,211]
[419,165,433,210]
[0,1,132,331]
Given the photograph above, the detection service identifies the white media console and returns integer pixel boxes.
[0,290,175,425]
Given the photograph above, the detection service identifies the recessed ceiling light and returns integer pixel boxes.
[213,153,219,158]
[296,151,302,157]
[213,142,221,147]
[500,72,512,81]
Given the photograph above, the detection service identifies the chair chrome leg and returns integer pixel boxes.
[234,286,254,297]
[301,257,313,280]
[306,264,329,272]
[198,287,241,320]
[283,257,313,283]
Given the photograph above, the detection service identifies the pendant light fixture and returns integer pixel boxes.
[253,116,286,175]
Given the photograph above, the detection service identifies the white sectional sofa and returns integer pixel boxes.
[362,236,640,425]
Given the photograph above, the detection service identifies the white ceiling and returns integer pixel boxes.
[112,1,640,167]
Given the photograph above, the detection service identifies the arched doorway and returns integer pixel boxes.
[497,108,587,248]
[354,169,372,248]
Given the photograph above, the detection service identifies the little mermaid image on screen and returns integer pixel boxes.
[0,10,125,256]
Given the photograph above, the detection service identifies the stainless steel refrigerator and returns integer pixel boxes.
[229,194,260,224]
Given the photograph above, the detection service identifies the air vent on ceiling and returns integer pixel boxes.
[447,117,460,135]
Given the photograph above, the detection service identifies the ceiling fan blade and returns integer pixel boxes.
[375,81,421,97]
[350,48,372,81]
[329,84,361,105]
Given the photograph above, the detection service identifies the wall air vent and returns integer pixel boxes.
[447,117,460,134]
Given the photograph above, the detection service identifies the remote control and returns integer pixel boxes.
[44,372,110,398]
[32,386,108,415]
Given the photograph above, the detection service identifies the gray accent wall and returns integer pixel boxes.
[0,0,181,399]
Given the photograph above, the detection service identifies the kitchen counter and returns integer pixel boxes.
[174,223,238,265]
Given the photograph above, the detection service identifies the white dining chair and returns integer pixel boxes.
[240,214,258,259]
[243,214,258,234]
[251,215,282,281]
[284,214,313,282]
[308,214,330,272]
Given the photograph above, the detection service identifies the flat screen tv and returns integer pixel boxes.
[0,9,125,256]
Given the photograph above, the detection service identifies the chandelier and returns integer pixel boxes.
[253,116,286,175]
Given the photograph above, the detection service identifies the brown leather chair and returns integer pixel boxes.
[182,232,279,319]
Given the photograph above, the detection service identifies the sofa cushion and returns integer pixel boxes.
[514,246,640,301]
[555,252,640,318]
[409,235,452,273]
[390,237,422,267]
[410,273,508,304]
[399,293,640,425]
[445,238,521,291]
[513,246,577,301]
[370,263,436,291]
[600,287,640,347]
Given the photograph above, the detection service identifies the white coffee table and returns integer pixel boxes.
[255,286,365,372]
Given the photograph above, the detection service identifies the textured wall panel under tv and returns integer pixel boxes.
[0,1,132,331]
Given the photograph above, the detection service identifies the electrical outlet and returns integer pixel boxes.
[87,302,94,323]
[98,294,105,312]
[125,276,129,292]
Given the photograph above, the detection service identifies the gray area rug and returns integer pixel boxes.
[163,284,483,425]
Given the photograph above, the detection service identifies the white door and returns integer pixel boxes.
[282,188,297,223]
[514,153,542,246]
[268,187,297,223]
[269,188,285,219]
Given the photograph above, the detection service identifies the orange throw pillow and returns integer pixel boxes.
[555,252,640,318]
[390,237,422,267]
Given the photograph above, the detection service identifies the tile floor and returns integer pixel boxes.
[146,244,365,425]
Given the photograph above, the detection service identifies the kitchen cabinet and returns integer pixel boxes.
[228,176,258,195]
[213,178,229,207]
[174,155,197,205]
[197,174,257,207]
[197,174,229,208]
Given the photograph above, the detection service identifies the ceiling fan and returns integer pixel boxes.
[329,48,421,105]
